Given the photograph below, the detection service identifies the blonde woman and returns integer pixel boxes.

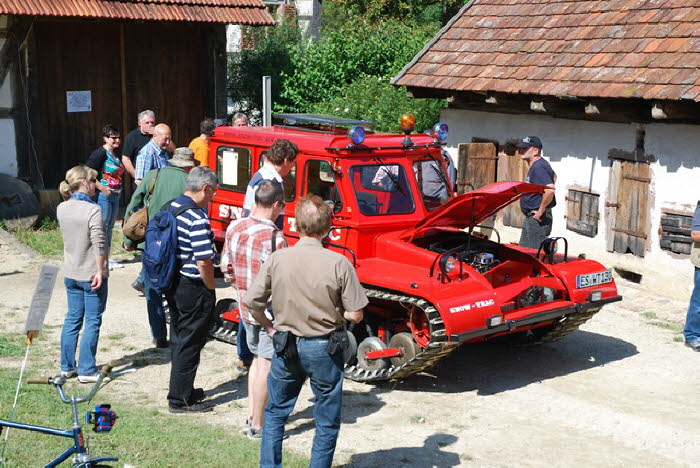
[57,165,109,383]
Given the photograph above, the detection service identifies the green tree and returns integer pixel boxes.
[327,0,466,24]
[311,75,444,133]
[227,24,301,122]
[278,16,439,113]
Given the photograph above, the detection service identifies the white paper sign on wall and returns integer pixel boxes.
[66,91,92,112]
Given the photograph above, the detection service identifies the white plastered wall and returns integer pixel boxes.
[0,17,18,177]
[441,107,700,299]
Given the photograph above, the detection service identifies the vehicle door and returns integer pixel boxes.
[299,159,354,260]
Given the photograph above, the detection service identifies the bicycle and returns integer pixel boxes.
[0,361,133,467]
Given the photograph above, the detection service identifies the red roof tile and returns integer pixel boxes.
[0,0,274,25]
[393,0,700,102]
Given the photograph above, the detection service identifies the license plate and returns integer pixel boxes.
[576,270,613,289]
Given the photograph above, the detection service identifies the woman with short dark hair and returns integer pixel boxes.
[86,124,124,269]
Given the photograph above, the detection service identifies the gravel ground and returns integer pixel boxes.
[0,232,698,467]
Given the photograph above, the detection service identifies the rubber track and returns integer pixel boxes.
[343,287,460,383]
[522,306,602,345]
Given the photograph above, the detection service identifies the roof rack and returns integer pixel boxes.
[273,113,376,132]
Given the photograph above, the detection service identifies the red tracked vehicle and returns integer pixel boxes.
[207,114,621,382]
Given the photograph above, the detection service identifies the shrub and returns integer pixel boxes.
[311,75,444,133]
[278,16,439,115]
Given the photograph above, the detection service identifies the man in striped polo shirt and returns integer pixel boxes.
[166,166,219,413]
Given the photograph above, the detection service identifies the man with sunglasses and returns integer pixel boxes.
[221,180,287,437]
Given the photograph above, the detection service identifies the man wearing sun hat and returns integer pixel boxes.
[124,147,197,348]
[516,136,557,250]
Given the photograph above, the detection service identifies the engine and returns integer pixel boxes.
[461,250,500,273]
[419,234,504,274]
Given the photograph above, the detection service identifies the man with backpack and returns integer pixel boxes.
[124,148,196,348]
[161,166,219,413]
[221,180,287,438]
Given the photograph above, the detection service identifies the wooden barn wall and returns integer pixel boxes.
[30,19,223,190]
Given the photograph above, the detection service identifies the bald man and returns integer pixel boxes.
[135,123,172,185]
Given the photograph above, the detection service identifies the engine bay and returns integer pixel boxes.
[416,233,507,273]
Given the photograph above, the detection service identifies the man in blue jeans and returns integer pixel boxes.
[684,203,700,351]
[244,196,367,467]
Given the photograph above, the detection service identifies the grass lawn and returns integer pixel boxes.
[0,367,309,467]
[4,217,131,261]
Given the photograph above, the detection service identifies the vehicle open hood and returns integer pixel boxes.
[402,181,545,242]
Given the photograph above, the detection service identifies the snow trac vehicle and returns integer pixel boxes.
[207,114,621,382]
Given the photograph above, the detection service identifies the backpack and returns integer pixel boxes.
[142,200,198,294]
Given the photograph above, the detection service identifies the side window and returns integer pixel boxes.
[305,160,342,213]
[413,160,450,211]
[217,146,251,193]
[259,150,295,202]
[284,163,296,202]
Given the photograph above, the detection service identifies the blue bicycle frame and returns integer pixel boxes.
[0,366,126,467]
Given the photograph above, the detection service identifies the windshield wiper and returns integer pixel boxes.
[373,157,407,197]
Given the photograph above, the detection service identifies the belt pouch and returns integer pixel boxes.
[273,331,298,360]
[327,329,350,355]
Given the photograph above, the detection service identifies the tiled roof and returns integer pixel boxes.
[393,0,700,102]
[0,0,275,25]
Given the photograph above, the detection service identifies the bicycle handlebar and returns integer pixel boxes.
[27,377,51,385]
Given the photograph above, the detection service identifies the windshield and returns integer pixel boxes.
[413,159,450,211]
[350,165,415,216]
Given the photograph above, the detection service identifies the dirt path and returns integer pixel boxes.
[1,233,698,467]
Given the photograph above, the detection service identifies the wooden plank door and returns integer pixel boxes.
[497,151,529,228]
[35,21,123,189]
[606,160,651,257]
[122,22,204,150]
[456,143,498,194]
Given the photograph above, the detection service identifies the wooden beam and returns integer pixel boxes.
[0,16,33,89]
[414,87,700,124]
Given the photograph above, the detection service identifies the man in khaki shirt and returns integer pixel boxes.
[245,196,367,468]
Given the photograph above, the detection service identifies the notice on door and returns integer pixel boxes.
[66,90,92,112]
[221,150,239,186]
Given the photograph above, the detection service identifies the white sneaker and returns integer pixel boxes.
[78,373,111,384]
[108,260,123,270]
[60,369,77,379]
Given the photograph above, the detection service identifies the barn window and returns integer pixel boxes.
[660,210,694,255]
[565,188,600,238]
